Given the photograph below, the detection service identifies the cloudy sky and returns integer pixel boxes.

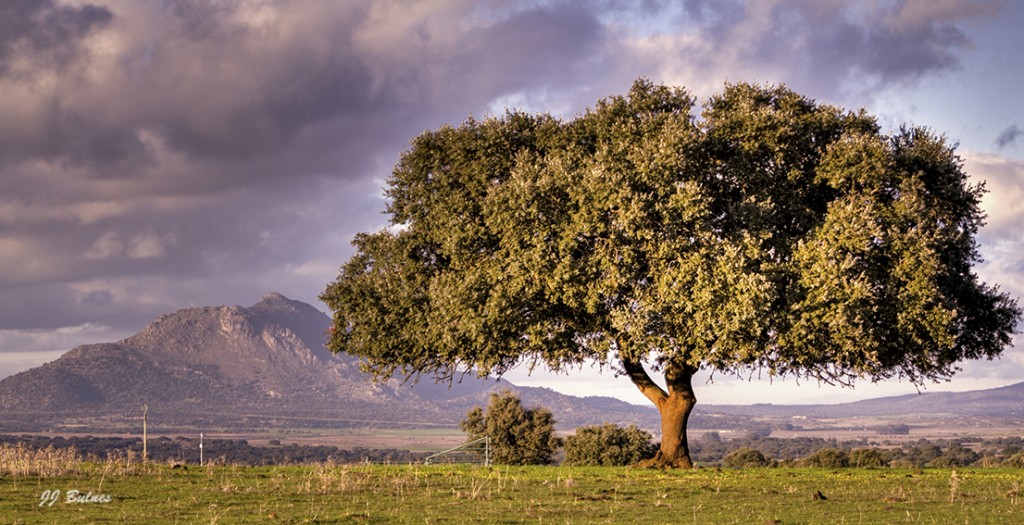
[2,0,1022,406]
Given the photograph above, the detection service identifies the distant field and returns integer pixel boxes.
[183,427,469,451]
[769,423,1024,444]
[3,460,1024,523]
[13,427,468,452]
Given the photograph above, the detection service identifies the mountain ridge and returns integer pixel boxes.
[0,293,657,432]
[700,380,1024,419]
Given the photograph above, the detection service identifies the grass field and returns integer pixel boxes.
[4,451,1024,525]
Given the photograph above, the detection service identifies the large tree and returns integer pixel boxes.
[321,79,1020,468]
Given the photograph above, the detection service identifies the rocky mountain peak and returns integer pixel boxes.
[0,293,660,432]
[246,293,333,360]
[251,292,317,316]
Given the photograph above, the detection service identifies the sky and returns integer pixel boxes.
[1,0,1022,407]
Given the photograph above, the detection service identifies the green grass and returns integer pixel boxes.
[3,462,1024,524]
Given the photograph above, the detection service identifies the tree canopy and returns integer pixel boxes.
[322,79,1020,468]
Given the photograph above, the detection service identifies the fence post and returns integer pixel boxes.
[142,404,148,463]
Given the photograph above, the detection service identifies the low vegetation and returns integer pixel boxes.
[3,443,1024,524]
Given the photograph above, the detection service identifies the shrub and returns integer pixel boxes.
[722,447,769,468]
[876,423,911,435]
[460,390,562,465]
[929,446,979,468]
[1004,452,1024,468]
[973,454,1002,468]
[849,448,890,468]
[563,424,657,466]
[801,448,850,468]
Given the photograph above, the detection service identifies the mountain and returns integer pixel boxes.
[0,293,655,432]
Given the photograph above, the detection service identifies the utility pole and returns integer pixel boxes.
[199,432,204,466]
[142,403,148,462]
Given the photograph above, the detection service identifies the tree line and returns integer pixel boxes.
[4,427,1024,469]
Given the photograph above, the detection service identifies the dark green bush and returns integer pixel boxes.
[1003,451,1024,467]
[928,445,979,468]
[849,448,890,468]
[563,423,657,466]
[801,448,850,468]
[722,447,770,468]
[460,390,561,465]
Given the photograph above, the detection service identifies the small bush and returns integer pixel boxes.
[801,448,850,468]
[563,424,657,466]
[1003,452,1024,468]
[723,447,769,468]
[460,390,562,465]
[929,446,979,468]
[876,423,911,435]
[973,455,1002,468]
[849,448,890,468]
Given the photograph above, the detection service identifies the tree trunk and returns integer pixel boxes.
[622,356,697,469]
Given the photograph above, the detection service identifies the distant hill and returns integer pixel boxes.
[0,293,656,432]
[1,293,1020,436]
[701,381,1024,419]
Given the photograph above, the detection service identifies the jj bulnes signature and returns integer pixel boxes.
[39,489,112,507]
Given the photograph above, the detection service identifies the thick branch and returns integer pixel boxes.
[621,355,668,408]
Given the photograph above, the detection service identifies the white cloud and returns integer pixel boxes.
[82,231,176,260]
[967,152,1024,241]
[126,231,175,259]
[82,232,124,260]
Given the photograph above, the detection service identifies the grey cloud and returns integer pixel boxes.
[683,0,744,24]
[0,284,139,331]
[81,290,114,306]
[461,3,607,97]
[2,0,608,181]
[0,0,1013,378]
[0,0,112,73]
[656,0,1002,100]
[996,124,1021,149]
[860,20,968,82]
[770,1,981,91]
[884,0,1003,29]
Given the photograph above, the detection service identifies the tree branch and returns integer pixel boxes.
[620,354,668,408]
